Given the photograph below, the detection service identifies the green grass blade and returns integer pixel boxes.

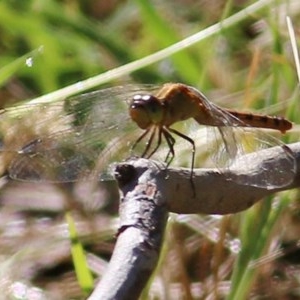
[19,0,276,107]
[134,0,200,83]
[66,212,94,294]
[228,194,291,300]
[0,48,43,87]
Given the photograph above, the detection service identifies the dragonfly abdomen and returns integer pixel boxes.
[228,110,293,133]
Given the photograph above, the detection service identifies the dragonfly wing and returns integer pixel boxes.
[193,92,296,188]
[208,125,296,188]
[9,145,96,182]
[227,134,296,188]
[217,126,239,162]
[0,85,159,182]
[205,126,242,168]
[8,130,139,182]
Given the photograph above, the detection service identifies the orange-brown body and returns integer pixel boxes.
[153,83,292,133]
[129,82,292,164]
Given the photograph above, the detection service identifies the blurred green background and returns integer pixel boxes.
[0,0,300,299]
[3,0,298,105]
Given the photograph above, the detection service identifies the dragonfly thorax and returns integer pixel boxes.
[129,94,164,129]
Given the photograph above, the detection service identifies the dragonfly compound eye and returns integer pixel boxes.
[130,94,164,129]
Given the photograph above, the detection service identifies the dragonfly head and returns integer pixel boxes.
[130,94,164,129]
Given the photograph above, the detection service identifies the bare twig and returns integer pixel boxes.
[88,142,300,300]
[88,162,168,300]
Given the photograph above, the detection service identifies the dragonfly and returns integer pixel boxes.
[0,83,295,188]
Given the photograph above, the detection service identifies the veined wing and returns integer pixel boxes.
[0,83,295,187]
[189,87,295,188]
[0,85,160,182]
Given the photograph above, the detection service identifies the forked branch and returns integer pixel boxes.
[88,142,300,300]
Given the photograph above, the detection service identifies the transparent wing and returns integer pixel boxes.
[172,86,296,188]
[0,84,295,188]
[205,126,295,188]
[190,92,296,188]
[0,85,160,182]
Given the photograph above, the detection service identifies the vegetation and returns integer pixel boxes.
[0,0,299,299]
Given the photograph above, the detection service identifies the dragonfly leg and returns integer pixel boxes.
[164,149,173,165]
[146,127,162,159]
[141,127,156,158]
[161,128,176,166]
[168,128,195,176]
[131,128,150,151]
[168,127,196,197]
